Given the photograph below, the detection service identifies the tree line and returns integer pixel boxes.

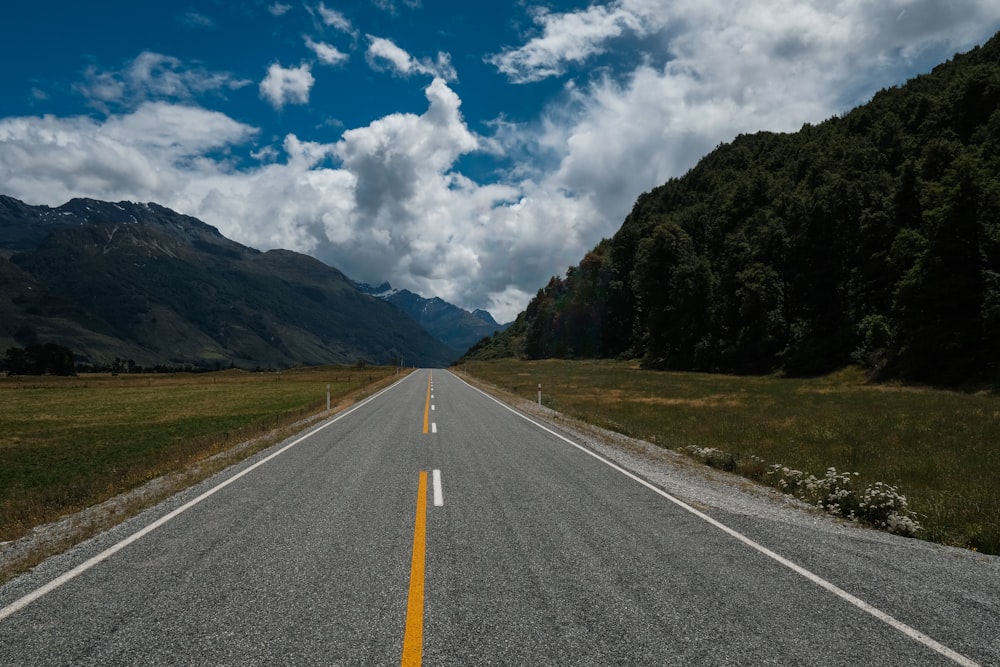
[2,343,75,376]
[464,32,1000,385]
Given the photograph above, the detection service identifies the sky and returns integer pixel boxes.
[2,1,1000,322]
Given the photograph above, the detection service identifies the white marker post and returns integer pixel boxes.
[326,384,331,411]
[538,383,542,405]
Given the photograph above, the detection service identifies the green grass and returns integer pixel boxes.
[459,359,1000,554]
[0,366,401,543]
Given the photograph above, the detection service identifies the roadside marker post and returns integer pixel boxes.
[538,383,541,405]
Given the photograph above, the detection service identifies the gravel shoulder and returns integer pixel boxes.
[461,372,1000,665]
[463,373,874,537]
[463,372,997,556]
[3,370,998,664]
[8,371,996,578]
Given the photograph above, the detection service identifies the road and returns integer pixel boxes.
[1,369,997,665]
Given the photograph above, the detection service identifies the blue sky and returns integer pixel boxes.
[3,1,1000,321]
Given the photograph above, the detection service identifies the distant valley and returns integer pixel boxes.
[355,281,509,356]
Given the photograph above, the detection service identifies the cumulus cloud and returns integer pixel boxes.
[259,63,315,109]
[366,36,457,81]
[311,78,602,315]
[335,77,477,217]
[79,52,251,111]
[268,3,292,17]
[0,103,257,203]
[0,82,542,320]
[314,2,354,34]
[4,1,1000,322]
[305,37,349,66]
[495,0,1000,226]
[488,1,656,83]
[491,0,999,86]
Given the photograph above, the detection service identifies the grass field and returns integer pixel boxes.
[0,366,402,545]
[459,359,1000,554]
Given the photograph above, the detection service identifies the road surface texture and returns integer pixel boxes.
[1,369,997,665]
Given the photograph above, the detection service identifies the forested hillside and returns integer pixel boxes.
[465,32,1000,384]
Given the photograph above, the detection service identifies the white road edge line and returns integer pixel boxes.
[0,372,417,623]
[432,469,443,507]
[455,371,979,667]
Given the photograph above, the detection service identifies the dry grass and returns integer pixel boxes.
[0,366,403,546]
[459,359,1000,554]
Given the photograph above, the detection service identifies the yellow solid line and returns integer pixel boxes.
[422,372,432,434]
[401,471,428,667]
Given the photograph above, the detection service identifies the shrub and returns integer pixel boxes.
[683,449,922,537]
[767,465,921,537]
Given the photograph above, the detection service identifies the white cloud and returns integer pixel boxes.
[490,0,1000,86]
[496,0,1000,226]
[0,84,533,320]
[310,78,605,318]
[103,102,258,158]
[79,52,251,111]
[488,1,656,83]
[268,3,292,16]
[0,103,257,204]
[259,62,315,109]
[366,36,457,81]
[305,37,349,66]
[334,77,477,217]
[4,1,1000,323]
[81,70,126,107]
[177,11,215,29]
[372,0,422,14]
[315,2,353,33]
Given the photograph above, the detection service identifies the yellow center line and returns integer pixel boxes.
[402,471,428,667]
[422,372,432,434]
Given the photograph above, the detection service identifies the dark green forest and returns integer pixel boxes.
[2,343,75,376]
[466,32,1000,384]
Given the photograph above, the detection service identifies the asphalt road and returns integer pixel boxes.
[1,369,997,665]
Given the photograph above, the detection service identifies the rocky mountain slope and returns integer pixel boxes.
[356,281,509,355]
[0,196,455,369]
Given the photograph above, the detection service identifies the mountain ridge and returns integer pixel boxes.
[0,197,456,369]
[355,281,509,354]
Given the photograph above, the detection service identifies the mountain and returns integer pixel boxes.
[464,32,1000,385]
[355,281,509,355]
[0,196,456,369]
[471,309,501,327]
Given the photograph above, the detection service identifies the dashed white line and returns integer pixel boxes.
[431,423,437,434]
[432,470,443,507]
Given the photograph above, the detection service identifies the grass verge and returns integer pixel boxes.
[0,365,407,582]
[457,359,1000,554]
